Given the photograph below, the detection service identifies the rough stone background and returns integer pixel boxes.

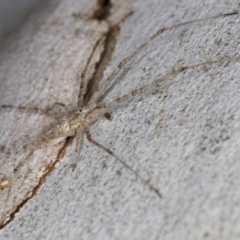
[0,0,240,239]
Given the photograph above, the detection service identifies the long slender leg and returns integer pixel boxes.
[99,56,240,115]
[88,11,238,109]
[78,38,103,107]
[83,124,162,199]
[1,105,54,117]
[1,102,70,117]
[71,126,84,171]
[80,12,133,109]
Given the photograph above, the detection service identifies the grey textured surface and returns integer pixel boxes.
[0,0,240,239]
[0,0,45,43]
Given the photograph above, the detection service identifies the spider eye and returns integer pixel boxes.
[79,107,87,113]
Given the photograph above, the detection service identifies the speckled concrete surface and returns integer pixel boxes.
[0,0,240,239]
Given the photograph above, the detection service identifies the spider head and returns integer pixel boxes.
[78,106,88,116]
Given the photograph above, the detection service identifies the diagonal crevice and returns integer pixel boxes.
[0,0,131,230]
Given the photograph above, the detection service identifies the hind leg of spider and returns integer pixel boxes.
[82,123,162,199]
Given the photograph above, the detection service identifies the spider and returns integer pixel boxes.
[0,10,239,228]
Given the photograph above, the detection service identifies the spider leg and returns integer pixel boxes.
[78,38,104,107]
[103,56,240,113]
[83,123,162,199]
[1,105,54,117]
[1,102,70,118]
[88,11,238,109]
[71,126,84,171]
